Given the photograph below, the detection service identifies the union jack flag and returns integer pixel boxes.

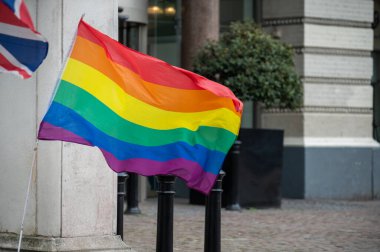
[0,0,48,79]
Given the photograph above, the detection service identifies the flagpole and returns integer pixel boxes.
[17,140,39,252]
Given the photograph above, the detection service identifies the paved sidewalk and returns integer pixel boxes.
[123,198,380,252]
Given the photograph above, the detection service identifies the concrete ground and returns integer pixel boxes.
[123,198,380,252]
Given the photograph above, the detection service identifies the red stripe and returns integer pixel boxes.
[75,20,243,111]
[19,0,35,31]
[0,53,30,78]
[0,1,30,29]
[77,20,202,90]
[173,66,244,112]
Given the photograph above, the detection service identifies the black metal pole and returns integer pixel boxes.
[204,171,225,252]
[225,140,242,211]
[125,173,141,214]
[156,175,176,252]
[117,172,128,240]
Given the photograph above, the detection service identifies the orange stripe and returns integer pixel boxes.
[77,20,202,90]
[70,36,240,115]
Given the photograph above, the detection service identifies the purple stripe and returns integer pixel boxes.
[38,121,92,146]
[38,121,217,194]
[101,149,217,194]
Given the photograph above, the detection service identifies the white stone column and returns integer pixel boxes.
[261,0,379,199]
[0,0,132,250]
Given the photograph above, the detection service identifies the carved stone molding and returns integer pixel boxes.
[293,47,371,57]
[262,17,371,28]
[263,106,372,114]
[262,17,304,26]
[301,77,371,86]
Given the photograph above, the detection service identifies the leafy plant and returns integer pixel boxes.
[193,21,302,109]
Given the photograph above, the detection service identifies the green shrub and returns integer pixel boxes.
[193,21,302,109]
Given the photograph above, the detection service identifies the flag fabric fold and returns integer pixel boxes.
[38,19,242,194]
[0,0,48,79]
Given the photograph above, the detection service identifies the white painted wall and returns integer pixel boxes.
[305,0,373,22]
[295,54,373,79]
[265,24,373,50]
[0,0,118,239]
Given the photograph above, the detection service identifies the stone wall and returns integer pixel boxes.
[261,0,379,199]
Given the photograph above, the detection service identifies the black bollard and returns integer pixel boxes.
[224,140,242,211]
[125,173,141,214]
[204,171,225,252]
[117,172,128,240]
[156,175,176,252]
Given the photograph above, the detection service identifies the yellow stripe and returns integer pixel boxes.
[62,59,241,135]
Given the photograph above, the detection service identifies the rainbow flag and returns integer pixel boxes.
[38,20,242,194]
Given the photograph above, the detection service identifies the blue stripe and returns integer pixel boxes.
[42,102,225,175]
[2,0,16,12]
[0,33,48,71]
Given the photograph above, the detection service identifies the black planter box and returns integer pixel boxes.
[189,128,284,208]
[237,128,283,208]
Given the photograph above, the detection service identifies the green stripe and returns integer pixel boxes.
[53,80,236,153]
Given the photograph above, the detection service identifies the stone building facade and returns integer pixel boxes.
[0,0,379,251]
[261,0,379,199]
